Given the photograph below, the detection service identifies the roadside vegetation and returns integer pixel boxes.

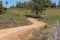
[16,25,53,40]
[0,12,32,29]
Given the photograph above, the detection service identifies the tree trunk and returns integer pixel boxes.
[39,12,42,18]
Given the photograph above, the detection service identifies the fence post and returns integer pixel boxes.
[53,20,59,40]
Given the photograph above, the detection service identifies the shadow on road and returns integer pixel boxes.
[24,15,43,19]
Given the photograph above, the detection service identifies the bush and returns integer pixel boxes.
[4,7,7,11]
[44,25,48,29]
[0,9,3,15]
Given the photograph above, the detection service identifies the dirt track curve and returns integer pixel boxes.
[0,18,46,40]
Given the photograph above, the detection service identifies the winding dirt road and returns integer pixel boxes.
[0,18,46,40]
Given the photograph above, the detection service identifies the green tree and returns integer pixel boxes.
[16,2,29,9]
[58,0,60,8]
[6,1,8,5]
[0,1,3,14]
[16,2,21,8]
[45,0,51,7]
[3,7,7,11]
[10,5,15,8]
[50,3,56,8]
[30,0,50,17]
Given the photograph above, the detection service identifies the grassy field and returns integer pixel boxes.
[0,8,60,29]
[45,8,60,16]
[11,8,60,23]
[8,9,31,15]
[0,9,32,29]
[45,8,60,23]
[9,8,60,23]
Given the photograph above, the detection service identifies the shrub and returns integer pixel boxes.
[0,9,3,15]
[3,7,7,11]
[44,25,48,29]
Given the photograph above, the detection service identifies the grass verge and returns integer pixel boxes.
[0,11,32,29]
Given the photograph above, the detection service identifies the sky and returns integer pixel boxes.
[51,0,59,5]
[0,0,60,8]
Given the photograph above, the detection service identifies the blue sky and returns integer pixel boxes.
[51,0,59,5]
[1,0,59,8]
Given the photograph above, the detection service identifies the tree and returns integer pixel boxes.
[58,0,60,8]
[6,1,8,5]
[16,2,29,9]
[16,2,21,8]
[29,0,50,17]
[50,3,56,8]
[45,0,51,7]
[3,7,7,11]
[0,1,3,14]
[10,5,15,8]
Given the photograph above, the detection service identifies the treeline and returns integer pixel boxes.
[14,0,51,17]
[13,0,60,17]
[15,2,29,9]
[15,0,60,9]
[0,0,60,17]
[0,1,3,14]
[0,1,7,15]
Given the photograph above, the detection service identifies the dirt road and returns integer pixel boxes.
[0,18,46,40]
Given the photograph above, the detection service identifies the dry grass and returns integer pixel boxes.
[17,24,60,40]
[0,9,32,29]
